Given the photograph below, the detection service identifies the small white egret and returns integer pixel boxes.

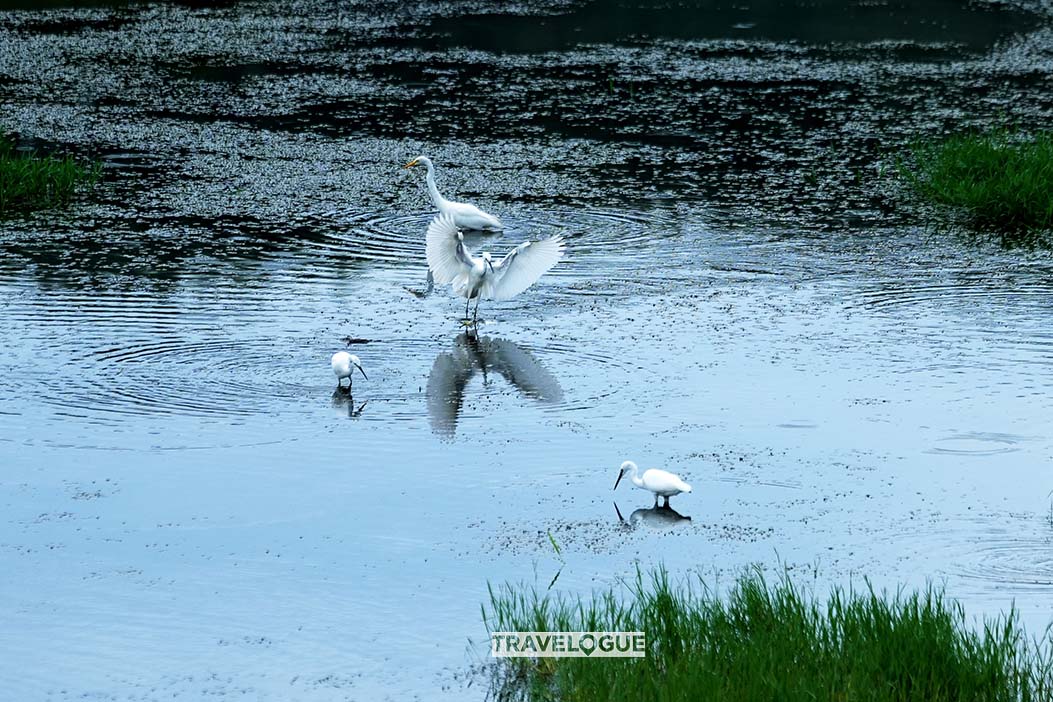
[404,156,503,231]
[331,351,367,388]
[425,213,565,324]
[613,460,692,507]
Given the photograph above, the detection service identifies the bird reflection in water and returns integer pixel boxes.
[331,387,367,418]
[614,502,691,530]
[426,333,563,436]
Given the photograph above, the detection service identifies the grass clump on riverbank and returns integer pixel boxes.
[901,130,1053,241]
[484,567,1053,701]
[0,131,100,216]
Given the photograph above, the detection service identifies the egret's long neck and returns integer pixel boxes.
[630,466,644,489]
[424,162,448,210]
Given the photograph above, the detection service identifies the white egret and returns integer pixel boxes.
[425,213,565,324]
[613,460,692,507]
[404,156,503,231]
[331,351,367,388]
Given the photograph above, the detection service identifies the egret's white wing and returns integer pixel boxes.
[641,469,691,494]
[426,213,474,285]
[487,235,565,301]
[446,201,503,231]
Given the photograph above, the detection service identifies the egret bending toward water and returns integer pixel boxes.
[331,351,367,388]
[426,213,565,324]
[405,156,503,231]
[613,461,692,507]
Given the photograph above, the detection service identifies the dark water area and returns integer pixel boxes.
[2,1,1053,700]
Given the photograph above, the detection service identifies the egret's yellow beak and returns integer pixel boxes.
[404,159,419,168]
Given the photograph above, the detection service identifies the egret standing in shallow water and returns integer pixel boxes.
[331,351,367,388]
[613,460,692,507]
[405,156,503,231]
[425,213,565,325]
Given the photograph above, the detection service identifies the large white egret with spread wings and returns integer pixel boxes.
[425,213,565,324]
[405,156,503,231]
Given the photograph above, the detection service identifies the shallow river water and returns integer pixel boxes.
[2,1,1053,699]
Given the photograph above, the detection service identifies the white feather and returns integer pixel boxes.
[426,213,473,286]
[441,201,503,231]
[487,235,565,301]
[640,469,692,497]
[331,351,352,379]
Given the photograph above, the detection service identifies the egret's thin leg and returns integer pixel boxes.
[473,297,481,325]
[425,269,434,295]
[465,297,470,320]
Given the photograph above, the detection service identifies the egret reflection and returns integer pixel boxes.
[614,501,691,530]
[331,388,367,418]
[426,333,563,436]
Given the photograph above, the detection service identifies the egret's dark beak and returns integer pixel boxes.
[356,364,368,380]
[613,471,624,490]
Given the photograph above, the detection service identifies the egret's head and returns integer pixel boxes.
[404,155,429,169]
[482,252,494,271]
[614,460,636,490]
[349,354,368,380]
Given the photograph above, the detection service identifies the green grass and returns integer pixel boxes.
[901,130,1053,240]
[483,567,1053,701]
[0,130,100,215]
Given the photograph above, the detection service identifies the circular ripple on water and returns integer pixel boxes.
[925,432,1030,457]
[957,532,1053,591]
[43,336,325,421]
[311,205,702,288]
[858,278,1053,314]
[893,515,1053,595]
[25,329,640,431]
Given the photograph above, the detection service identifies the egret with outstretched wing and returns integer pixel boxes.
[425,213,565,324]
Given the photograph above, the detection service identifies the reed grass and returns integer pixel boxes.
[901,129,1053,241]
[484,566,1053,701]
[0,130,99,215]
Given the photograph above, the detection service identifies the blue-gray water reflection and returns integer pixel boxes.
[427,333,564,436]
[616,502,693,529]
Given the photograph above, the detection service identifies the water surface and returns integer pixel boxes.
[2,1,1053,699]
